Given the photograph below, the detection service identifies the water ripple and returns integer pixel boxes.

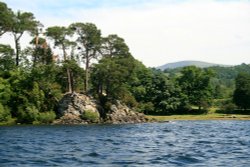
[0,121,250,166]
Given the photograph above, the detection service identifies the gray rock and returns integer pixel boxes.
[54,94,148,125]
[54,93,100,124]
[53,113,88,125]
[105,100,148,124]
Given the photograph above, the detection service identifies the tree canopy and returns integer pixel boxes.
[177,66,213,110]
[233,73,250,110]
[70,22,102,92]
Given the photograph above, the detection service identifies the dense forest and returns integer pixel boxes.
[0,1,250,124]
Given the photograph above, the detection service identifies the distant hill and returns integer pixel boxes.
[157,60,231,70]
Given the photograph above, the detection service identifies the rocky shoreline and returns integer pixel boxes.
[53,93,148,125]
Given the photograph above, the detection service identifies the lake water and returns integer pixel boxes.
[0,121,250,166]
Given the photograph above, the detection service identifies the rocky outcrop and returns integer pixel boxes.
[53,93,148,124]
[53,93,101,124]
[53,113,88,125]
[104,101,148,124]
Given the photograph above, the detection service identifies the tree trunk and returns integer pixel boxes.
[33,35,39,67]
[62,45,72,93]
[66,68,72,93]
[85,58,89,93]
[14,36,20,66]
[70,71,74,93]
[100,83,103,95]
[62,44,67,61]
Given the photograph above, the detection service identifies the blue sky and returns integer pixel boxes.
[5,0,182,9]
[1,0,250,67]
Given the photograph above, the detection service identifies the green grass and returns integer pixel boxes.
[81,110,100,123]
[146,108,250,121]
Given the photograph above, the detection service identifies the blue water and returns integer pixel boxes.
[0,121,250,166]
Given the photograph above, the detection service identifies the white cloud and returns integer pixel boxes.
[1,0,250,67]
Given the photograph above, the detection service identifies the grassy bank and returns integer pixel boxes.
[146,107,250,121]
[146,114,250,121]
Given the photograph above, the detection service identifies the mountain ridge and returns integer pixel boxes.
[157,60,232,70]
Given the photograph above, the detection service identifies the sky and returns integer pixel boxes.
[1,0,250,67]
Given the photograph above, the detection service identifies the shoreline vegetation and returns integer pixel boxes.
[1,113,250,126]
[1,2,250,126]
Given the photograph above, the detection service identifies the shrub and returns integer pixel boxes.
[213,99,228,107]
[37,111,56,124]
[81,110,100,123]
[104,101,112,111]
[121,93,138,108]
[221,103,237,114]
[0,103,11,122]
[17,105,39,124]
[137,102,155,114]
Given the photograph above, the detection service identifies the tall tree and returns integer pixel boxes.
[10,11,40,66]
[45,26,74,93]
[92,34,134,98]
[0,2,13,36]
[91,55,138,106]
[101,34,130,58]
[146,71,185,114]
[177,66,213,110]
[70,22,101,93]
[233,73,250,110]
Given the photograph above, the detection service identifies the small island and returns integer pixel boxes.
[1,2,250,125]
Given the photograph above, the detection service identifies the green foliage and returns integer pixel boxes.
[92,55,188,115]
[137,102,155,114]
[221,102,237,114]
[0,103,11,122]
[129,63,188,115]
[1,64,62,120]
[148,71,188,114]
[45,26,75,92]
[233,72,250,110]
[71,23,102,52]
[10,11,40,66]
[0,77,12,105]
[17,105,40,124]
[0,2,13,36]
[70,22,102,92]
[45,26,73,50]
[81,110,99,123]
[177,66,213,110]
[0,65,58,124]
[27,42,54,66]
[57,60,84,93]
[0,44,15,72]
[29,64,63,111]
[165,64,250,100]
[28,82,44,110]
[102,34,131,57]
[208,64,250,99]
[117,89,138,108]
[91,54,136,103]
[36,111,56,124]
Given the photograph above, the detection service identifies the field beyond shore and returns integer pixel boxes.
[147,113,250,121]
